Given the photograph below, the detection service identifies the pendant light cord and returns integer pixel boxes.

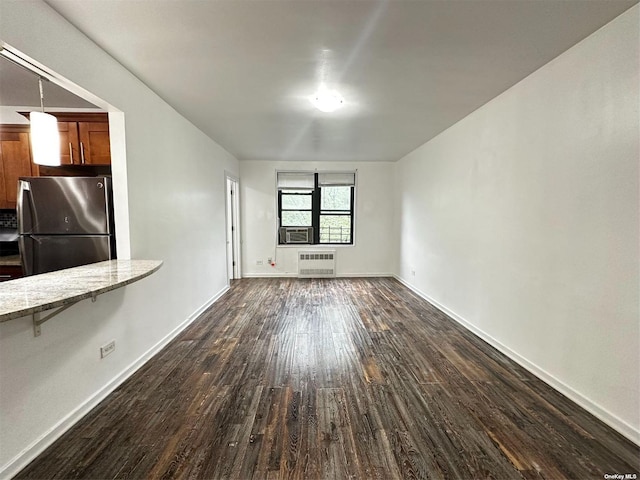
[38,77,45,113]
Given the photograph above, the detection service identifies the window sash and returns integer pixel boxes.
[320,185,352,212]
[281,194,312,211]
[319,214,352,243]
[281,210,312,227]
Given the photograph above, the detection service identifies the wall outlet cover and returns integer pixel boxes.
[100,340,116,358]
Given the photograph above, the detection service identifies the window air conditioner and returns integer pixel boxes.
[279,227,313,244]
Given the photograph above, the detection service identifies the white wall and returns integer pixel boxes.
[240,160,395,277]
[395,6,639,443]
[0,1,239,476]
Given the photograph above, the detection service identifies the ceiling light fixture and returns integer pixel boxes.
[30,77,61,166]
[309,87,344,113]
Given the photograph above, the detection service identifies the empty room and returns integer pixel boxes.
[0,0,638,479]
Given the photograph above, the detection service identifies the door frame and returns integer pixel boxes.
[224,172,241,282]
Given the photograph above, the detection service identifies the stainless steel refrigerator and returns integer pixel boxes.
[17,176,116,276]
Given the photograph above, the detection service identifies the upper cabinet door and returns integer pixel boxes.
[57,121,80,165]
[78,122,111,165]
[0,127,37,209]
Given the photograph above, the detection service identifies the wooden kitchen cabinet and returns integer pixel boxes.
[20,112,112,166]
[0,265,23,282]
[56,113,111,166]
[0,125,38,209]
[78,121,110,165]
[57,121,79,165]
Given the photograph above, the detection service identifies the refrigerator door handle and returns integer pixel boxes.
[17,180,33,233]
[18,235,34,276]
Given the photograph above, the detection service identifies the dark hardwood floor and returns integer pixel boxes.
[16,278,639,479]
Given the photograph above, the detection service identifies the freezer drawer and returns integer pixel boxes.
[19,235,114,276]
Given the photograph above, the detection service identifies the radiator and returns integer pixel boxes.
[298,250,336,278]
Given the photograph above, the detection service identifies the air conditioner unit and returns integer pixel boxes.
[279,227,313,244]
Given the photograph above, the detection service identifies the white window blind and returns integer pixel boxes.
[277,172,315,190]
[317,172,356,187]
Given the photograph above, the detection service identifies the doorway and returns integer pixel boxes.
[225,174,240,283]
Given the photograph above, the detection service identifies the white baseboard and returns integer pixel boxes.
[241,272,298,278]
[242,272,392,278]
[0,286,229,480]
[393,275,640,446]
[336,273,392,278]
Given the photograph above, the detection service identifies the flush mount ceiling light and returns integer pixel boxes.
[30,77,61,166]
[309,87,344,113]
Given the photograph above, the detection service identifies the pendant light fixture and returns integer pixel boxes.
[30,77,61,166]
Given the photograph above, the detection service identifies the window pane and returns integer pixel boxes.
[320,215,351,243]
[321,186,351,210]
[282,211,312,226]
[282,193,312,210]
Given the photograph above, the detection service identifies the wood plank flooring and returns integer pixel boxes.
[16,278,639,479]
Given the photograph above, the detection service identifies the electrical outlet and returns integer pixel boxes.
[100,340,115,358]
[267,257,272,264]
[256,260,263,265]
[411,270,416,276]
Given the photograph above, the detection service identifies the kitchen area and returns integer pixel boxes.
[0,52,113,281]
[0,46,167,333]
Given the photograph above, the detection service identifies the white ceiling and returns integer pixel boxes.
[45,0,637,162]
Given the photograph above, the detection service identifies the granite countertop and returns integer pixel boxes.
[0,255,21,267]
[0,259,163,322]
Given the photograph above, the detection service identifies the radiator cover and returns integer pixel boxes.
[298,250,336,278]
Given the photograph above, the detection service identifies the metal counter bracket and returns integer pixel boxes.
[32,294,98,337]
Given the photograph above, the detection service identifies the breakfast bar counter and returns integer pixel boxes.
[0,259,163,323]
